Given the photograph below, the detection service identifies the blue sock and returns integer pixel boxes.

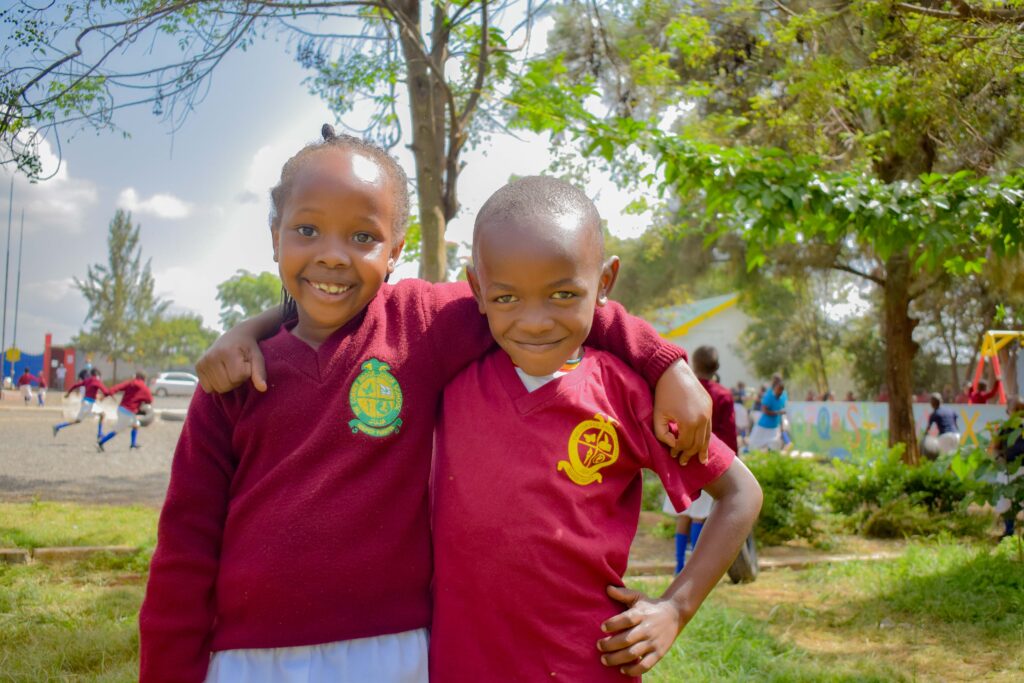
[99,431,116,446]
[130,428,138,447]
[1005,518,1016,538]
[690,521,704,550]
[674,534,689,573]
[54,422,70,432]
[97,421,104,439]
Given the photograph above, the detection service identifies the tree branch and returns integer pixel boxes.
[832,260,886,286]
[895,0,1024,24]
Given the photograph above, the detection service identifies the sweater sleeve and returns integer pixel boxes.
[139,390,238,683]
[418,282,686,388]
[587,299,686,387]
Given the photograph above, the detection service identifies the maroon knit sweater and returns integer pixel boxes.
[139,280,685,682]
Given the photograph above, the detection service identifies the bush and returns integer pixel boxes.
[826,443,989,538]
[743,450,829,545]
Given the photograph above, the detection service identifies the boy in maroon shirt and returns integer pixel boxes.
[430,177,762,682]
[98,371,153,451]
[54,368,111,438]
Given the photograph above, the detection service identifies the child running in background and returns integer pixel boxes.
[53,368,110,438]
[98,371,153,451]
[662,344,739,574]
[141,126,715,683]
[431,178,761,681]
[17,368,38,405]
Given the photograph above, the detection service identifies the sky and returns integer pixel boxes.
[0,13,659,356]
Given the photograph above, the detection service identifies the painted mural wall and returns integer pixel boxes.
[783,401,1011,460]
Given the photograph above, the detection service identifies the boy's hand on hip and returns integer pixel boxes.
[195,336,267,394]
[653,359,711,464]
[597,585,686,676]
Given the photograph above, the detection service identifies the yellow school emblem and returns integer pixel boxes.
[348,358,403,437]
[558,413,620,485]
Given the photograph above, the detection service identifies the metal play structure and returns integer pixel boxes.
[972,330,1024,405]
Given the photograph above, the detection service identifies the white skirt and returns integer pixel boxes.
[205,628,428,683]
[748,424,782,451]
[661,489,713,518]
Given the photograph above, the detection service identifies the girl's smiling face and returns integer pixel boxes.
[272,148,403,348]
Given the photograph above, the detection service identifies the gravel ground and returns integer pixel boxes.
[0,396,186,507]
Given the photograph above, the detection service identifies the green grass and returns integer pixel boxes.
[1,503,1021,681]
[0,502,158,550]
[664,535,1024,681]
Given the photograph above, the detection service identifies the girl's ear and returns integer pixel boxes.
[271,228,280,263]
[387,238,405,274]
[465,266,487,314]
[596,256,620,306]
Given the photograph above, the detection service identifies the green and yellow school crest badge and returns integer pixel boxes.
[348,358,403,437]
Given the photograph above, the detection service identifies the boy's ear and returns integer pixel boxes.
[597,256,620,306]
[271,228,280,263]
[465,265,487,314]
[388,238,406,274]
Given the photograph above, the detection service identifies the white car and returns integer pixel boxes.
[152,371,199,397]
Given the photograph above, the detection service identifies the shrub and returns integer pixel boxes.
[742,450,829,545]
[826,443,989,538]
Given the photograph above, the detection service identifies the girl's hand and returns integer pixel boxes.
[597,585,689,676]
[653,359,711,464]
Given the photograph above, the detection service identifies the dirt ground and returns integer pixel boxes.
[0,402,180,507]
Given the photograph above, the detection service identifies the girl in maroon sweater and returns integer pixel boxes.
[141,126,712,683]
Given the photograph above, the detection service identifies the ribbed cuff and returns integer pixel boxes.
[643,342,688,387]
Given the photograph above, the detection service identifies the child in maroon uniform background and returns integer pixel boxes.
[99,371,153,451]
[430,177,762,682]
[665,344,739,573]
[141,126,716,683]
[54,368,110,439]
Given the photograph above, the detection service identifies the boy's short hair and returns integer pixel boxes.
[473,176,603,260]
[691,345,720,376]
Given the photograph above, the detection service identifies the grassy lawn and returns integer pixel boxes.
[1,503,1021,682]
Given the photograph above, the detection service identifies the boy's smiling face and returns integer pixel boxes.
[468,209,618,377]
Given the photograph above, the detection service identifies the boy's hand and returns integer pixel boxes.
[195,334,268,394]
[597,585,687,676]
[654,359,711,464]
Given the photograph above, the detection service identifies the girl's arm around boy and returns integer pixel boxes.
[597,458,762,676]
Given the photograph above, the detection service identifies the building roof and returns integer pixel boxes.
[647,292,740,338]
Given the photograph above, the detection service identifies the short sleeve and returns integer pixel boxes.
[641,428,735,514]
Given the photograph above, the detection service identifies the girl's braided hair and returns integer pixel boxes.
[269,123,410,238]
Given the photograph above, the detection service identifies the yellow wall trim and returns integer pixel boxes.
[664,294,740,339]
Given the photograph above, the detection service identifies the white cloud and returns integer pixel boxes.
[22,277,77,304]
[117,187,192,219]
[1,137,99,235]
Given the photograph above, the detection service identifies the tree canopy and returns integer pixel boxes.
[512,0,1024,461]
[1,0,546,281]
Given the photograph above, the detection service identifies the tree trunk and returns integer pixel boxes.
[883,253,920,464]
[397,1,448,282]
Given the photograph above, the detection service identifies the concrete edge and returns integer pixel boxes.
[0,545,142,565]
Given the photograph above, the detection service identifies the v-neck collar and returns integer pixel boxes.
[266,307,369,383]
[494,348,595,416]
